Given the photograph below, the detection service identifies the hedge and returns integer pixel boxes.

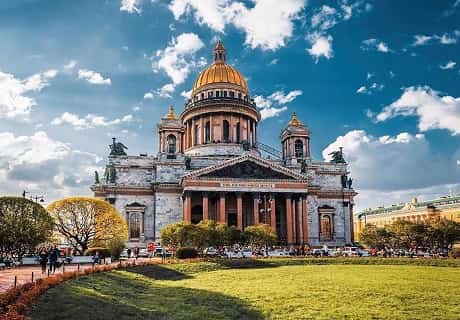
[176,247,198,259]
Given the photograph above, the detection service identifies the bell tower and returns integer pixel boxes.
[157,106,184,160]
[214,39,226,63]
[281,112,311,166]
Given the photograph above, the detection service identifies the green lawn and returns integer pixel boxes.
[31,260,460,320]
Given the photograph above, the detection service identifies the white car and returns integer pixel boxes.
[343,247,359,257]
[203,247,219,257]
[138,248,150,257]
[241,248,253,258]
[268,249,288,257]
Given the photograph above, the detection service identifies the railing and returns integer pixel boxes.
[256,142,282,159]
[184,97,257,110]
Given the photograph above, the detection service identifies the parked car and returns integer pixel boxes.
[268,249,288,257]
[241,248,253,258]
[358,249,370,257]
[154,247,171,257]
[203,247,219,257]
[343,247,359,257]
[138,248,150,257]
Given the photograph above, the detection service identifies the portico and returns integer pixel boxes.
[181,154,310,244]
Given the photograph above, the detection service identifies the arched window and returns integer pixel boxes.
[223,120,230,142]
[295,139,304,158]
[236,122,241,143]
[129,212,141,239]
[201,93,204,100]
[208,91,213,98]
[216,91,220,97]
[205,121,210,143]
[321,215,332,241]
[167,135,176,154]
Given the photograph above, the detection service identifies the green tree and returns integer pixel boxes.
[243,224,277,248]
[160,222,207,248]
[431,219,460,250]
[359,224,395,250]
[47,197,128,255]
[0,197,54,258]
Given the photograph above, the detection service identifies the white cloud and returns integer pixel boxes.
[0,69,57,119]
[120,0,142,14]
[152,33,205,88]
[356,86,367,94]
[440,61,456,70]
[169,0,306,51]
[51,112,133,130]
[269,58,279,65]
[156,83,175,98]
[143,92,154,99]
[77,69,111,85]
[322,130,460,211]
[254,90,302,120]
[375,86,460,135]
[0,131,101,201]
[307,34,333,61]
[361,38,391,53]
[311,5,337,31]
[412,31,459,46]
[181,89,192,99]
[63,60,77,71]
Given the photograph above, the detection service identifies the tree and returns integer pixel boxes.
[47,197,128,255]
[359,224,395,250]
[0,197,54,258]
[431,219,460,250]
[243,224,277,248]
[160,222,207,248]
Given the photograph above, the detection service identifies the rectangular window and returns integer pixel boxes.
[229,91,234,97]
[216,91,220,97]
[223,91,227,97]
[208,92,213,98]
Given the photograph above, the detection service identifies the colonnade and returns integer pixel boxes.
[183,191,309,244]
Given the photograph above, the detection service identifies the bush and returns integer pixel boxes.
[107,237,126,260]
[84,247,110,258]
[176,247,198,259]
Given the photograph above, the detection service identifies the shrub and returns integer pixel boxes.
[84,247,110,258]
[176,247,198,259]
[107,237,126,260]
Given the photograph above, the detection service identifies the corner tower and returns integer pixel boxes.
[157,106,184,160]
[281,113,311,166]
[180,41,261,158]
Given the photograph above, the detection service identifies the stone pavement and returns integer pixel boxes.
[0,257,161,293]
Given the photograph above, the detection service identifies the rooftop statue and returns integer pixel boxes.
[329,147,346,164]
[109,137,127,156]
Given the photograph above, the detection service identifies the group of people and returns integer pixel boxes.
[37,245,61,274]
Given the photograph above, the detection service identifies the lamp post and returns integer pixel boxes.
[22,190,45,203]
[258,193,273,254]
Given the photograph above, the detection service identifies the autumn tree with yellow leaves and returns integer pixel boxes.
[47,197,128,255]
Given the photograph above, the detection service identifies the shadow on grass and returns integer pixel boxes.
[30,270,263,320]
[212,258,279,269]
[124,264,192,281]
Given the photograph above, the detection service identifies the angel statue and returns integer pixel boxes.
[329,147,346,164]
[109,137,128,156]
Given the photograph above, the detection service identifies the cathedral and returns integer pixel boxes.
[91,41,356,248]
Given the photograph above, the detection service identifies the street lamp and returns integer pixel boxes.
[22,190,45,203]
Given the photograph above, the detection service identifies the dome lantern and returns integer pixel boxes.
[214,39,226,63]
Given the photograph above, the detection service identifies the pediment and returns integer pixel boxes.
[182,154,306,181]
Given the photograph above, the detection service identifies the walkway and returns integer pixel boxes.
[0,257,161,293]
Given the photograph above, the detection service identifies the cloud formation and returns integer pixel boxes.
[440,61,456,70]
[412,30,460,46]
[152,33,205,92]
[322,130,460,210]
[120,0,142,14]
[307,33,334,61]
[51,112,133,130]
[254,90,302,120]
[361,38,391,52]
[0,131,101,201]
[77,69,111,85]
[375,86,460,136]
[0,69,58,119]
[169,0,306,51]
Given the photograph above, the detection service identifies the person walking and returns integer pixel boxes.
[38,247,48,274]
[127,248,132,259]
[48,245,60,274]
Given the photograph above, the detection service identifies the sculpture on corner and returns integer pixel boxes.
[329,147,346,164]
[109,137,128,156]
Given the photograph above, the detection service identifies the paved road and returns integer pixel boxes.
[0,258,161,293]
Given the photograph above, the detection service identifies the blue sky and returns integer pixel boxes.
[0,0,459,210]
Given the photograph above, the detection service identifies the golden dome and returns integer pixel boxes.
[191,41,249,96]
[163,105,178,120]
[192,63,248,95]
[288,112,302,127]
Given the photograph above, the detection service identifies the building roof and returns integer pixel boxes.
[356,194,460,218]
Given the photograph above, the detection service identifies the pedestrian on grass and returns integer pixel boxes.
[38,247,48,274]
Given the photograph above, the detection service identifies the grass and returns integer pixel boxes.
[30,259,460,320]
